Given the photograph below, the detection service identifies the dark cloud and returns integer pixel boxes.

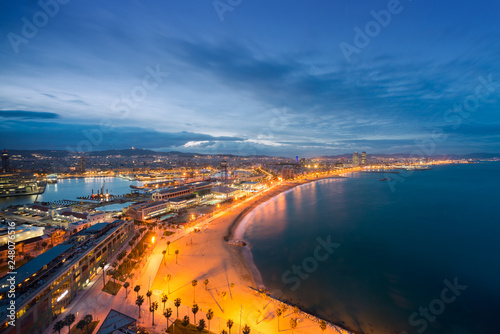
[0,120,242,152]
[0,110,60,119]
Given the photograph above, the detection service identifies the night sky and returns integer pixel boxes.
[1,0,499,157]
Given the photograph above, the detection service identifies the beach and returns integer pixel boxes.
[150,176,353,334]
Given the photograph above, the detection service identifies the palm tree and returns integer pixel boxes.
[174,298,182,319]
[243,324,251,334]
[275,308,282,331]
[197,319,206,333]
[175,249,179,264]
[84,314,93,334]
[134,285,141,297]
[99,260,106,287]
[182,315,190,327]
[52,320,64,334]
[150,301,158,325]
[290,317,298,331]
[63,313,75,333]
[163,307,173,329]
[76,319,87,333]
[146,290,153,307]
[319,320,327,332]
[203,278,209,290]
[123,282,130,298]
[136,295,145,318]
[220,291,227,312]
[192,280,198,302]
[166,274,172,294]
[227,319,234,334]
[162,250,167,265]
[166,240,171,254]
[206,309,214,332]
[192,304,199,324]
[161,293,168,311]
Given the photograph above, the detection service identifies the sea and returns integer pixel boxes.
[0,177,142,209]
[242,162,500,334]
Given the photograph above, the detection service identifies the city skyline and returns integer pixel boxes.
[1,0,499,156]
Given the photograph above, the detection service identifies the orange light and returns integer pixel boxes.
[152,236,156,243]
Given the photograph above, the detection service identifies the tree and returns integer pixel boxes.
[123,282,130,298]
[84,314,93,334]
[150,301,158,325]
[163,307,173,329]
[203,278,209,290]
[166,274,172,294]
[136,295,145,318]
[182,315,190,327]
[197,319,206,333]
[275,308,282,331]
[99,260,106,287]
[162,250,167,265]
[166,240,171,254]
[192,279,198,302]
[174,298,182,319]
[192,304,199,324]
[76,319,87,333]
[243,324,251,334]
[290,317,298,330]
[161,293,168,311]
[319,320,327,332]
[175,249,179,264]
[146,290,153,306]
[206,309,214,332]
[63,313,75,333]
[227,319,234,334]
[134,285,141,297]
[220,291,227,312]
[52,320,64,334]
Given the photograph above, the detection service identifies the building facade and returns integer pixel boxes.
[0,220,134,334]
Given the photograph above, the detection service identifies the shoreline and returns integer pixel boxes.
[225,175,355,333]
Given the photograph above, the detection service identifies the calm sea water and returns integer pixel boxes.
[0,177,142,209]
[243,162,500,334]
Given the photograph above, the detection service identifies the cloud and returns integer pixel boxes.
[0,110,60,119]
[0,121,243,152]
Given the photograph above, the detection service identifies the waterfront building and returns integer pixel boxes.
[126,200,169,221]
[0,220,134,334]
[353,152,360,166]
[211,185,242,199]
[0,224,44,246]
[361,151,367,165]
[151,181,212,201]
[87,212,107,225]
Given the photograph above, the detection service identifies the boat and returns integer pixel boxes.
[46,174,58,183]
[0,174,47,198]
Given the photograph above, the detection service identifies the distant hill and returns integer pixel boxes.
[3,148,275,159]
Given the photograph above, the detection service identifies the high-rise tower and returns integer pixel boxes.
[1,150,10,173]
[361,151,367,165]
[352,152,360,166]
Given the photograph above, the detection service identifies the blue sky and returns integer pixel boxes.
[0,0,499,157]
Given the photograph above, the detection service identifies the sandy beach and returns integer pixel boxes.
[150,176,354,334]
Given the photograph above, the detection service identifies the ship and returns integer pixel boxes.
[46,174,58,183]
[0,174,47,198]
